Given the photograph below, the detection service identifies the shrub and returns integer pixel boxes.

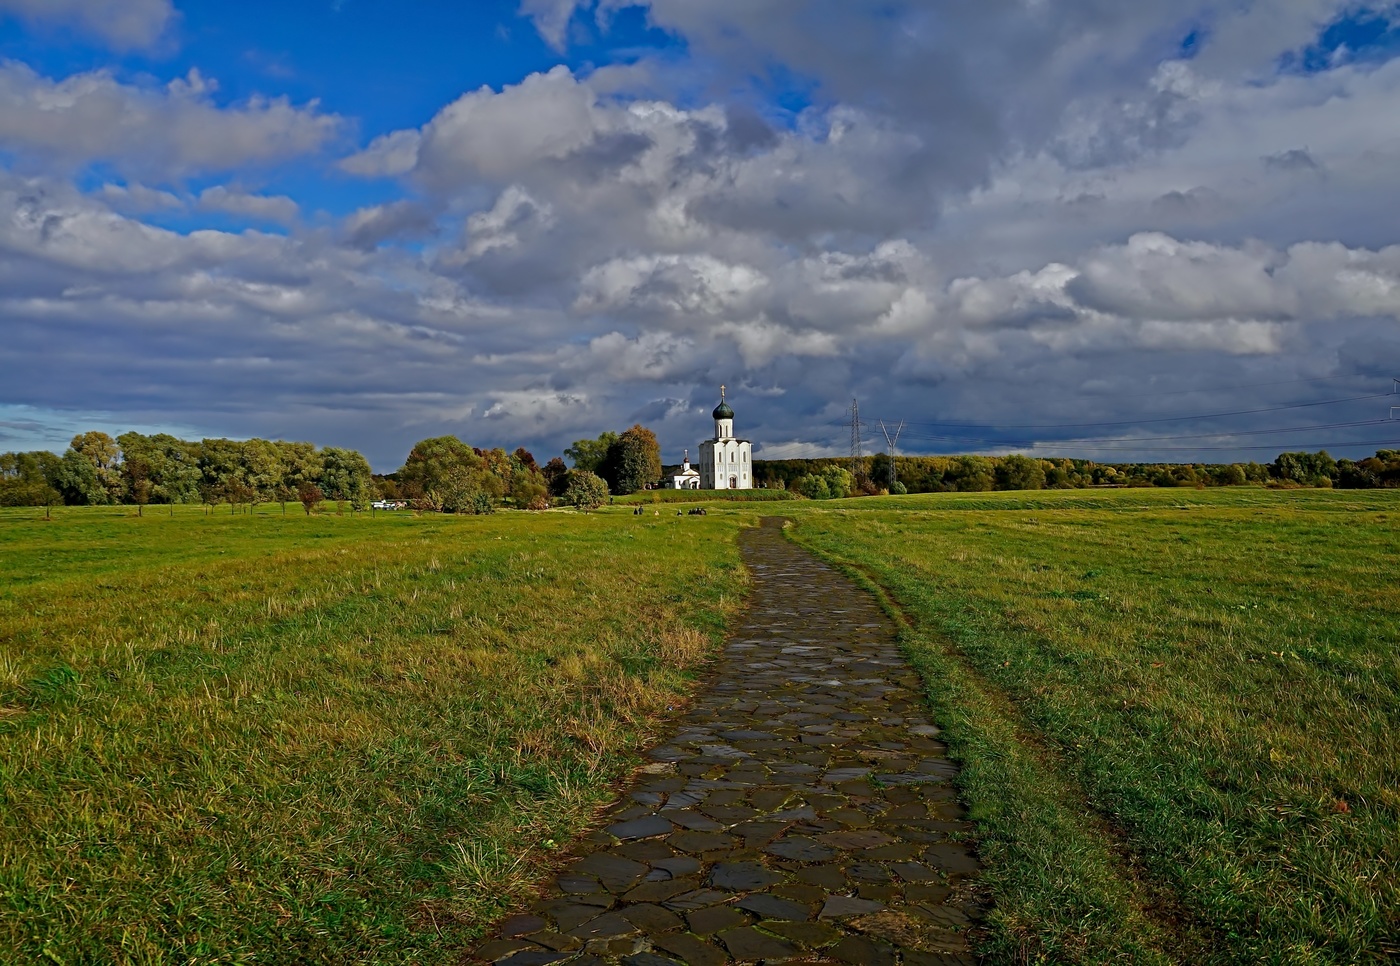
[563,471,609,509]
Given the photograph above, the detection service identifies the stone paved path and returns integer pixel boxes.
[471,518,984,965]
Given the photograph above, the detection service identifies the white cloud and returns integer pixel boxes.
[0,63,341,179]
[197,186,299,226]
[0,0,175,51]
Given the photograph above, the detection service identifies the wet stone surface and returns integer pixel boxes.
[471,518,984,964]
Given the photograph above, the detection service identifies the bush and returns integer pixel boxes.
[563,471,609,509]
[795,474,830,500]
[891,481,908,495]
[440,475,495,514]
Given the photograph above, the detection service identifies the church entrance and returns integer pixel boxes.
[729,475,738,489]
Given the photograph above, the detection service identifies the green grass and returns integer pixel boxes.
[0,504,745,964]
[788,487,1400,964]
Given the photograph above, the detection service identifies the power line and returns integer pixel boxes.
[1094,372,1371,398]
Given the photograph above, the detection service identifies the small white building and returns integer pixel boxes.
[699,386,753,490]
[670,451,702,490]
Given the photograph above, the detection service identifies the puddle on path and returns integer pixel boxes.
[471,517,984,964]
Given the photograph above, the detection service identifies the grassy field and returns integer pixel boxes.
[0,504,745,964]
[789,487,1400,964]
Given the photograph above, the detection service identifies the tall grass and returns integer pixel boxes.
[0,506,742,964]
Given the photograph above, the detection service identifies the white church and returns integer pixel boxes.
[693,386,754,489]
[667,387,755,490]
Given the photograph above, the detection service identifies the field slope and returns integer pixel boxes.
[0,506,742,964]
[791,488,1400,964]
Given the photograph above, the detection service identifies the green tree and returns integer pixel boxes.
[565,432,619,474]
[1271,451,1338,487]
[55,447,108,505]
[947,456,995,492]
[399,436,484,499]
[995,454,1046,491]
[562,470,609,509]
[795,474,831,500]
[821,465,854,499]
[609,424,662,495]
[320,447,374,508]
[0,451,63,508]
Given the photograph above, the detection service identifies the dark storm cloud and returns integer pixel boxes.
[4,0,1400,466]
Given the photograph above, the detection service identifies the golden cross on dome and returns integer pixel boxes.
[720,384,726,399]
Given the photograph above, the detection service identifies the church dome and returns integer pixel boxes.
[712,399,734,420]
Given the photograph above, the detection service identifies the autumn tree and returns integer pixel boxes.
[608,424,662,495]
[298,481,323,515]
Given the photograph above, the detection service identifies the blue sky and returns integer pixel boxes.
[2,0,1400,469]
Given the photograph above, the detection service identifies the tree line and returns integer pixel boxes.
[0,423,669,514]
[754,449,1400,495]
[0,432,374,512]
[7,428,1392,514]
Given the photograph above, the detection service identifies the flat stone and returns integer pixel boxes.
[670,830,737,853]
[820,895,887,919]
[556,875,604,895]
[709,861,782,891]
[607,815,674,841]
[499,914,547,937]
[765,836,837,862]
[892,861,940,881]
[736,893,813,921]
[765,919,845,947]
[652,855,700,876]
[501,946,571,963]
[566,912,637,940]
[497,952,571,966]
[830,934,898,966]
[617,903,684,933]
[652,932,729,966]
[622,876,698,904]
[664,889,733,910]
[663,809,724,831]
[536,898,615,932]
[620,955,682,966]
[686,904,750,935]
[575,853,648,893]
[474,939,538,961]
[717,926,802,961]
[818,829,896,849]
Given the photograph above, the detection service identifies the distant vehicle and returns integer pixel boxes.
[371,500,406,510]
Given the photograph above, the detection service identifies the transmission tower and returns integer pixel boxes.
[879,419,905,489]
[849,398,863,483]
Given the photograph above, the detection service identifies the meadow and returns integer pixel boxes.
[789,487,1400,964]
[0,504,744,964]
[3,488,1398,965]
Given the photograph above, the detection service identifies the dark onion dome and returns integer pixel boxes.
[713,399,734,420]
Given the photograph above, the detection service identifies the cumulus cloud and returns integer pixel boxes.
[0,63,341,179]
[0,0,175,51]
[8,3,1400,464]
[197,186,299,225]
